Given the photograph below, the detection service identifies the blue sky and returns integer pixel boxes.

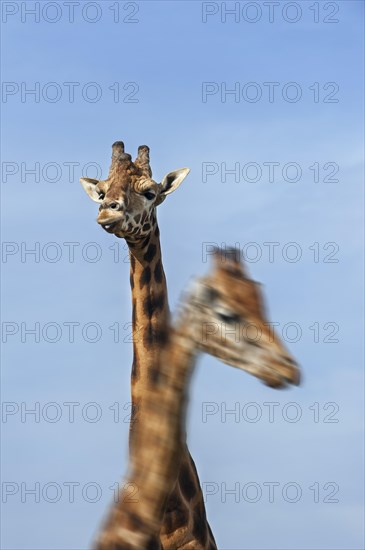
[1,1,364,549]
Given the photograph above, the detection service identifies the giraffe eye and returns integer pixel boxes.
[98,192,105,200]
[143,191,155,200]
[217,311,240,324]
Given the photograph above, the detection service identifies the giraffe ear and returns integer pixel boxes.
[187,279,219,307]
[156,168,190,205]
[80,178,103,203]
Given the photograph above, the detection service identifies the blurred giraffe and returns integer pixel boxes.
[95,248,300,549]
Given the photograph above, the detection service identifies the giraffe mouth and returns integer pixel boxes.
[101,222,119,233]
[221,354,299,389]
[263,375,291,389]
[263,367,300,389]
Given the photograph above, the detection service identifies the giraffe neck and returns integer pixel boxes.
[96,314,199,550]
[128,224,170,422]
[95,225,217,550]
[122,323,197,543]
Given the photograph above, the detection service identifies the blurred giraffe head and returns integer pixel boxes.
[80,141,189,242]
[185,248,300,389]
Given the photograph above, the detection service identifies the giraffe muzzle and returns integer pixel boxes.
[100,221,119,233]
[97,207,125,232]
[263,359,301,389]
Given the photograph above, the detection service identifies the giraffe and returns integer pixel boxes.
[80,141,217,548]
[94,247,300,549]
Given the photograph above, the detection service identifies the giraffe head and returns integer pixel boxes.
[185,248,300,389]
[80,141,189,242]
